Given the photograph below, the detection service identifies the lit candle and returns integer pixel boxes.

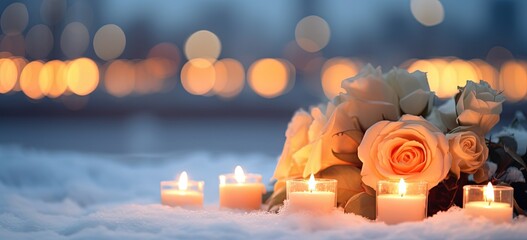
[286,174,337,213]
[376,179,428,224]
[160,171,204,208]
[219,166,265,211]
[463,182,513,223]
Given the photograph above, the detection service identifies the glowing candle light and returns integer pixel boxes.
[464,182,513,223]
[160,171,204,208]
[219,166,265,211]
[286,174,337,213]
[376,179,428,224]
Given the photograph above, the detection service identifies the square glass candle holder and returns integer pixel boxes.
[286,178,337,213]
[160,180,204,208]
[219,172,265,211]
[376,180,428,225]
[463,185,514,223]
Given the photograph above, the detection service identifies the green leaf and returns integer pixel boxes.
[266,186,286,213]
[504,145,527,169]
[344,192,376,220]
[318,165,364,207]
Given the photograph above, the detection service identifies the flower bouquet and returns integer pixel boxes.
[267,64,527,218]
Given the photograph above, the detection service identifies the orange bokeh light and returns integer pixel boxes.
[104,60,135,97]
[500,61,527,102]
[147,42,180,78]
[0,58,18,93]
[181,58,216,95]
[213,58,245,98]
[38,60,68,98]
[248,58,290,98]
[10,57,27,91]
[440,62,459,99]
[321,58,358,100]
[20,60,44,99]
[67,58,99,96]
[471,59,498,90]
[450,59,479,87]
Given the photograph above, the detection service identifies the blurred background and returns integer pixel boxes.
[1,0,526,156]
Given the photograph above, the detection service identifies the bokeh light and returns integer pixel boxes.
[500,61,527,102]
[1,3,29,36]
[25,24,54,60]
[410,0,444,27]
[213,58,245,98]
[61,22,90,59]
[282,40,323,75]
[440,62,459,99]
[486,46,514,67]
[0,58,18,93]
[295,15,331,53]
[20,61,45,99]
[450,59,479,86]
[471,59,498,90]
[321,58,358,100]
[184,30,221,61]
[134,59,165,94]
[93,24,126,61]
[38,60,68,98]
[67,58,99,96]
[104,60,135,97]
[248,58,290,98]
[147,42,181,79]
[10,57,27,91]
[40,0,67,26]
[181,58,216,95]
[0,34,25,57]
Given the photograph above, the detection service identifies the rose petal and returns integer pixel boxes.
[399,89,433,115]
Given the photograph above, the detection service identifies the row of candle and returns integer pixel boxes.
[160,166,266,211]
[160,167,514,224]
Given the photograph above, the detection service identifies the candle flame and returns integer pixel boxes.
[398,178,407,197]
[308,174,316,192]
[484,182,494,205]
[178,171,188,191]
[234,165,246,183]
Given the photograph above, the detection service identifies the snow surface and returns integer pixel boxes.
[1,145,526,239]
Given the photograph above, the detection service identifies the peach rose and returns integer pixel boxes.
[447,126,488,176]
[358,115,451,191]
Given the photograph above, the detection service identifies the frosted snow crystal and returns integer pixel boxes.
[1,146,527,239]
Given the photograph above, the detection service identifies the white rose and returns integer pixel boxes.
[456,80,505,134]
[336,64,400,130]
[293,102,353,178]
[384,68,435,116]
[272,110,312,190]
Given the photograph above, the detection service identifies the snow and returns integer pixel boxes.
[1,145,527,239]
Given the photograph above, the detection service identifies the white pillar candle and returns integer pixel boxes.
[219,166,265,211]
[376,179,428,224]
[463,182,513,223]
[286,174,337,213]
[160,171,204,208]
